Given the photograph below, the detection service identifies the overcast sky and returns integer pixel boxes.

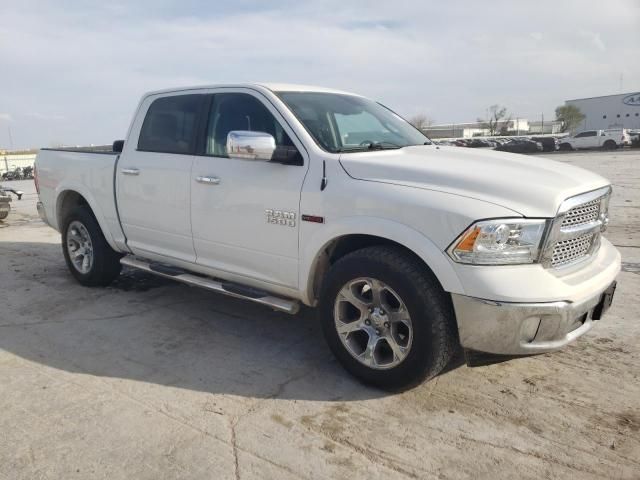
[1,0,639,149]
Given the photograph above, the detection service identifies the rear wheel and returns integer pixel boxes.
[319,246,457,391]
[603,140,617,150]
[62,206,122,286]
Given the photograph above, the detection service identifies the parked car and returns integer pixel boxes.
[0,191,10,220]
[494,139,543,153]
[532,136,559,152]
[35,83,620,390]
[559,130,624,151]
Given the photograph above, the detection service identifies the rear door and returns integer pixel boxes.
[190,89,309,288]
[117,93,206,262]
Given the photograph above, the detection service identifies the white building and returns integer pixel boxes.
[565,91,640,131]
[424,118,530,139]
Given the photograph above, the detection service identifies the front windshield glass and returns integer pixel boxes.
[277,92,430,153]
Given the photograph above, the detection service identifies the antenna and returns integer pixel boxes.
[7,126,14,151]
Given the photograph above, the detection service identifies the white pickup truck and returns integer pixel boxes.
[559,129,628,151]
[35,84,620,390]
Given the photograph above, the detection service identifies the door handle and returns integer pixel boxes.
[121,168,140,176]
[196,176,221,185]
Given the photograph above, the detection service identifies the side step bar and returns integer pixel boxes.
[120,256,300,315]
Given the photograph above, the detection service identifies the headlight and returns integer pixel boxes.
[448,219,548,265]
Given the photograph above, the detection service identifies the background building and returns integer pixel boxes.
[565,91,640,131]
[424,118,532,139]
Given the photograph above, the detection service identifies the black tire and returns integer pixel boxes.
[603,140,617,150]
[559,143,572,151]
[61,205,122,286]
[0,210,8,220]
[319,246,457,391]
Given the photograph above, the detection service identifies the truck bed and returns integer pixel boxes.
[35,148,127,252]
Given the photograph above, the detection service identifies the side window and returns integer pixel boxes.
[574,132,587,138]
[206,93,294,157]
[585,131,597,137]
[138,94,202,154]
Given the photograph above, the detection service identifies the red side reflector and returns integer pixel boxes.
[301,214,324,223]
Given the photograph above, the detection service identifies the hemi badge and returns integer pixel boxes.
[301,214,324,224]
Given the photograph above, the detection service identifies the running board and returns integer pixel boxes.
[120,256,300,314]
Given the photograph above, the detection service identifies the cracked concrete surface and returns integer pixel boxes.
[0,149,639,479]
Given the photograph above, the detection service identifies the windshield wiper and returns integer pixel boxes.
[335,141,403,153]
[366,141,402,150]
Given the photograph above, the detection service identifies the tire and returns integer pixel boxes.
[61,205,122,286]
[603,140,617,150]
[559,143,572,151]
[319,246,457,391]
[0,209,8,220]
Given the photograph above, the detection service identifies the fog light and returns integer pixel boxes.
[521,317,541,343]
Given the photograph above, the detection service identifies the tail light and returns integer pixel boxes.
[34,164,40,194]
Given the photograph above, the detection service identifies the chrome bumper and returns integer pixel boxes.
[36,201,48,223]
[451,283,616,355]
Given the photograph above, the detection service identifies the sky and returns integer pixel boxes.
[0,0,639,149]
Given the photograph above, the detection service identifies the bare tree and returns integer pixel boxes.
[555,105,585,133]
[408,114,434,131]
[477,105,511,136]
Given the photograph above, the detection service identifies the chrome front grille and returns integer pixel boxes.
[551,233,595,267]
[561,198,601,228]
[541,186,611,269]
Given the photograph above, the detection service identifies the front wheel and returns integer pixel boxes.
[559,143,572,151]
[62,206,123,286]
[319,246,457,391]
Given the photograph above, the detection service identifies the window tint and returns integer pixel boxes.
[138,94,202,154]
[576,131,596,138]
[206,93,294,157]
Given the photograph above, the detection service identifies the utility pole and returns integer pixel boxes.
[7,126,14,151]
[541,113,544,134]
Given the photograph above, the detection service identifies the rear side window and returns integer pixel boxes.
[138,94,202,154]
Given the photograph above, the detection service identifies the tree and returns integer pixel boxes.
[555,105,585,133]
[408,114,434,131]
[477,105,511,136]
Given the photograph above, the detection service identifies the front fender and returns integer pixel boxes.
[299,216,465,305]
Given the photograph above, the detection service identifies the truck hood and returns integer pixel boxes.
[339,145,610,217]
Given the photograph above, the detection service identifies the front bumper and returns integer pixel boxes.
[452,281,617,355]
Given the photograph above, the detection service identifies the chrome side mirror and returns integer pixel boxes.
[226,131,276,161]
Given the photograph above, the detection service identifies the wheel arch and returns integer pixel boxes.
[300,218,464,306]
[55,187,121,252]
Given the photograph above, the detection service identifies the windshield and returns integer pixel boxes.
[277,92,430,153]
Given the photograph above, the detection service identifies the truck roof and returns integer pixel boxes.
[143,83,358,98]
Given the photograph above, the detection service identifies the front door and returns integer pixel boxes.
[117,93,205,262]
[191,90,308,288]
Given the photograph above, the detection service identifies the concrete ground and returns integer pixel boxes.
[0,150,639,479]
